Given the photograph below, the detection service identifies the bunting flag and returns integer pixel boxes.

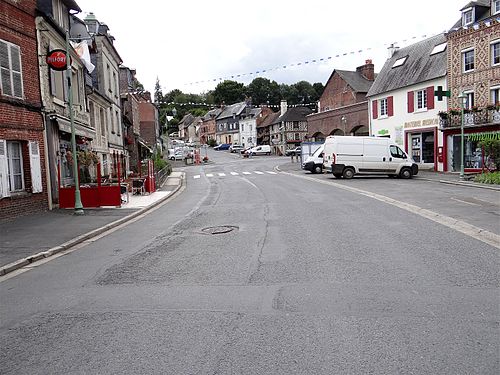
[157,101,318,109]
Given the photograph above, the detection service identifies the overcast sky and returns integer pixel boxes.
[77,0,466,96]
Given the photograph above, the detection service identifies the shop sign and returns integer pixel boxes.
[46,49,69,71]
[404,118,439,129]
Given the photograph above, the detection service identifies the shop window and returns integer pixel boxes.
[450,135,484,170]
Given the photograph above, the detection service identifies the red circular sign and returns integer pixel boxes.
[46,49,68,71]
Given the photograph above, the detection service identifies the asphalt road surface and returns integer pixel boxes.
[1,149,499,374]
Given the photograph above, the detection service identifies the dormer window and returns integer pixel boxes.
[462,8,474,26]
[494,0,500,15]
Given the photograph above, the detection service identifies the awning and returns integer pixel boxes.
[54,116,96,139]
[138,139,153,153]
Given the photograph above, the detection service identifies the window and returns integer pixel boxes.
[491,86,500,105]
[99,108,106,137]
[392,56,407,68]
[390,145,406,159]
[89,102,95,129]
[7,141,24,191]
[0,39,23,98]
[416,89,427,110]
[241,124,244,132]
[115,110,120,135]
[462,8,474,25]
[491,41,500,65]
[294,133,300,141]
[494,0,500,14]
[380,98,388,116]
[430,42,447,55]
[465,91,475,109]
[463,49,474,72]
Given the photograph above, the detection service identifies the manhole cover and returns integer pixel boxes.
[201,225,238,235]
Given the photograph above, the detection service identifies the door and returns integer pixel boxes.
[411,134,421,163]
[361,139,389,173]
[388,145,407,173]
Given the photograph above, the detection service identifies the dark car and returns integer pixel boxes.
[285,146,301,156]
[213,143,231,150]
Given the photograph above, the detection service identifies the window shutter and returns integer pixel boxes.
[426,86,435,109]
[9,44,23,98]
[387,96,394,116]
[372,99,378,119]
[0,139,10,198]
[407,91,414,113]
[29,141,43,193]
[0,40,12,96]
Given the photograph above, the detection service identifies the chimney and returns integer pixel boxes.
[387,43,400,58]
[280,100,287,116]
[356,59,374,81]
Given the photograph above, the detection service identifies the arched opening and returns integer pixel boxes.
[329,128,345,136]
[350,125,369,136]
[311,132,326,142]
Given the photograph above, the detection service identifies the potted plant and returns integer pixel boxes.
[438,111,448,119]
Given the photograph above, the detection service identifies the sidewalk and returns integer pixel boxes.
[278,160,500,191]
[0,171,184,276]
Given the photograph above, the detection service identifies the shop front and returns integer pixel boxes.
[403,118,441,171]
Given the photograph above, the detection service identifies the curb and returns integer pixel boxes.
[0,173,185,277]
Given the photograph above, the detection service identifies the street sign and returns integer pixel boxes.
[46,49,69,71]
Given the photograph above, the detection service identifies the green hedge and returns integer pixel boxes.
[474,171,500,185]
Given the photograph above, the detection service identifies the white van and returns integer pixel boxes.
[246,145,271,156]
[322,136,418,179]
[302,144,324,174]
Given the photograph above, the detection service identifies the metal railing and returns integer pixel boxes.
[439,108,500,129]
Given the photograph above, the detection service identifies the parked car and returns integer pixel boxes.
[169,151,184,161]
[322,136,418,179]
[302,144,324,174]
[243,145,271,156]
[285,146,301,156]
[214,143,231,150]
[229,144,244,153]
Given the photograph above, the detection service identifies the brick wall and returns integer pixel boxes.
[0,0,48,220]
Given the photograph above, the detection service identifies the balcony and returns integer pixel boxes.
[439,107,500,129]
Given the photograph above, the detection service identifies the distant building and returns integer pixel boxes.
[271,101,312,155]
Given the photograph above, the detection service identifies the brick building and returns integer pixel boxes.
[441,0,500,172]
[0,0,47,220]
[307,60,375,141]
[138,92,160,158]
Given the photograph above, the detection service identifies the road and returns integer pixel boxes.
[1,149,499,374]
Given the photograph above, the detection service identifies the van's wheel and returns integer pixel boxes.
[333,173,342,178]
[314,165,322,174]
[399,168,412,179]
[342,167,355,179]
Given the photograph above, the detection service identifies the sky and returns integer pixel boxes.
[77,0,467,96]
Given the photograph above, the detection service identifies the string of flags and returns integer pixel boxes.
[180,29,448,87]
[157,101,318,109]
[175,17,500,88]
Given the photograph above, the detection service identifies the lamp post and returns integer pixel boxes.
[458,92,467,180]
[65,30,84,215]
[341,115,347,135]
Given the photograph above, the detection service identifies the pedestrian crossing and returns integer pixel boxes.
[192,170,278,179]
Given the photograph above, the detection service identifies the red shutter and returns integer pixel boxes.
[407,91,414,113]
[372,99,378,119]
[387,96,394,116]
[427,86,435,110]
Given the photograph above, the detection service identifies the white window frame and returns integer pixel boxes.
[494,0,500,15]
[379,97,388,117]
[462,48,475,72]
[464,91,475,110]
[0,39,24,99]
[7,141,24,192]
[490,85,500,105]
[491,40,500,66]
[416,89,427,111]
[462,8,474,26]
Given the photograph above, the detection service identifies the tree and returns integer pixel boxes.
[154,77,163,103]
[211,80,246,105]
[246,77,281,106]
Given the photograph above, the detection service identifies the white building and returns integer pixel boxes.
[239,107,261,147]
[367,34,449,171]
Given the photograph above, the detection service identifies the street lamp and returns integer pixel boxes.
[341,115,347,135]
[64,17,92,215]
[458,92,467,180]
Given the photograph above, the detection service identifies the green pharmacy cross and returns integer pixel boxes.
[434,86,451,101]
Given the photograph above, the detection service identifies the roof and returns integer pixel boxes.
[273,107,312,124]
[334,70,375,93]
[460,0,489,11]
[257,111,279,128]
[451,0,492,30]
[178,113,194,129]
[216,102,247,120]
[202,108,222,121]
[367,33,447,97]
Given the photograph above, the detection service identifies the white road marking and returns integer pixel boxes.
[242,172,251,175]
[266,171,277,175]
[193,175,201,179]
[218,173,226,177]
[206,173,213,177]
[450,197,480,206]
[230,172,239,175]
[254,171,264,175]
